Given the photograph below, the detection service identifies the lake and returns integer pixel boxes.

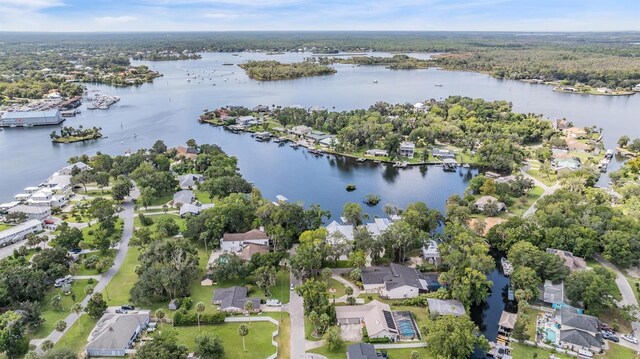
[0,51,637,345]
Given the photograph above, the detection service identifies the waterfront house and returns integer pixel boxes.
[7,205,51,221]
[539,280,565,307]
[546,249,587,272]
[85,311,150,357]
[558,307,602,354]
[238,243,270,261]
[220,229,269,252]
[551,157,581,171]
[0,219,42,247]
[399,142,415,158]
[27,188,66,208]
[426,298,466,317]
[45,173,72,195]
[553,119,570,130]
[178,174,204,189]
[365,149,388,157]
[212,286,260,313]
[326,220,355,241]
[347,343,386,359]
[236,115,258,126]
[173,190,194,207]
[308,106,327,113]
[564,127,588,139]
[306,130,331,143]
[253,105,270,113]
[289,125,312,137]
[413,102,429,112]
[319,136,337,147]
[0,201,20,212]
[361,263,429,299]
[474,196,506,212]
[565,139,592,153]
[58,162,92,176]
[498,311,518,336]
[422,240,441,266]
[175,146,198,160]
[431,148,455,158]
[336,300,398,340]
[495,175,517,184]
[0,109,63,127]
[365,218,391,237]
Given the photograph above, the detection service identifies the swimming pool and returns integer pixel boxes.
[393,311,420,340]
[545,328,558,343]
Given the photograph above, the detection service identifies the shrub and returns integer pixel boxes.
[182,297,193,310]
[173,310,226,326]
[83,255,100,269]
[138,213,154,226]
[346,296,356,305]
[346,184,357,191]
[364,194,381,206]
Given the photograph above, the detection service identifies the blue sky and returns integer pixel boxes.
[0,0,638,32]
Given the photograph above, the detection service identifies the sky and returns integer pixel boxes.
[0,0,638,32]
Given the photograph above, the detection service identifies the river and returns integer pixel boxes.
[1,51,638,345]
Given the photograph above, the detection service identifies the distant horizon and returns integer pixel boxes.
[0,0,638,32]
[1,30,640,34]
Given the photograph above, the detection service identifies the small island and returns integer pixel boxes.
[321,54,431,69]
[238,60,336,80]
[50,126,103,143]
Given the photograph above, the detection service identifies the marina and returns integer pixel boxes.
[86,94,120,110]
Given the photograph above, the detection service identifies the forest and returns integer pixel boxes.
[238,60,336,80]
[318,54,431,69]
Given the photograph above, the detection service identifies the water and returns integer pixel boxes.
[1,51,637,341]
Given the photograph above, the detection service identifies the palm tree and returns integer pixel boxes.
[237,324,249,351]
[54,320,67,344]
[195,302,205,330]
[155,309,166,327]
[70,302,83,316]
[84,285,94,297]
[51,294,63,311]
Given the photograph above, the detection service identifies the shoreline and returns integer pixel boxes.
[52,135,103,144]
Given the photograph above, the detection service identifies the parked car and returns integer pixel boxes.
[290,284,295,291]
[266,299,281,307]
[121,305,135,310]
[70,248,82,254]
[622,334,638,344]
[115,309,127,314]
[54,275,73,288]
[601,331,619,342]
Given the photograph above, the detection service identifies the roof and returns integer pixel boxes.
[400,141,415,149]
[499,311,518,330]
[546,248,587,271]
[326,221,354,241]
[86,311,149,351]
[347,343,378,359]
[361,267,390,285]
[178,174,203,188]
[222,229,268,242]
[540,280,564,304]
[335,300,396,337]
[559,307,599,333]
[427,298,466,316]
[366,218,391,237]
[1,110,60,119]
[238,243,269,261]
[385,263,428,291]
[7,205,50,214]
[560,329,602,349]
[180,203,201,216]
[566,139,591,151]
[475,196,499,206]
[0,220,41,238]
[173,190,194,205]
[212,286,260,310]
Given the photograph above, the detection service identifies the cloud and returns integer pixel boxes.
[94,16,138,25]
[0,0,64,9]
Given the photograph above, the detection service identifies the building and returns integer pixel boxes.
[558,307,602,354]
[7,205,51,221]
[177,174,204,189]
[0,109,64,127]
[326,220,355,241]
[236,115,258,126]
[85,311,150,357]
[365,218,391,237]
[212,286,260,312]
[306,131,331,143]
[498,311,518,335]
[539,280,565,306]
[365,149,388,157]
[399,142,415,158]
[27,188,67,208]
[45,173,72,195]
[336,300,399,340]
[175,146,198,160]
[431,148,455,158]
[553,119,570,130]
[426,298,466,317]
[546,249,587,272]
[173,190,195,207]
[58,162,92,176]
[413,102,429,112]
[563,127,588,139]
[361,263,429,299]
[347,343,386,359]
[289,125,312,137]
[422,240,440,266]
[474,196,506,212]
[0,220,42,247]
[319,136,337,147]
[238,243,269,261]
[566,139,592,153]
[220,229,269,252]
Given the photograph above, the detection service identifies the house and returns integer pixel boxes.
[399,142,415,158]
[474,196,506,212]
[220,229,269,252]
[212,286,260,312]
[495,175,517,184]
[58,162,92,176]
[173,190,195,207]
[236,115,258,126]
[558,307,602,354]
[0,201,19,212]
[306,131,331,143]
[361,263,429,299]
[180,203,213,217]
[498,311,518,335]
[175,146,198,159]
[308,106,327,113]
[347,343,386,359]
[566,139,591,153]
[426,298,466,317]
[553,119,570,130]
[45,173,72,195]
[201,271,214,286]
[319,136,338,147]
[7,205,51,221]
[365,218,391,237]
[336,300,398,340]
[546,249,587,272]
[178,174,204,189]
[84,311,150,357]
[422,240,440,265]
[539,280,565,306]
[168,299,179,310]
[28,188,67,208]
[564,127,588,139]
[431,148,455,158]
[0,220,42,247]
[413,102,429,112]
[289,125,312,137]
[326,220,355,241]
[238,243,269,261]
[365,149,388,157]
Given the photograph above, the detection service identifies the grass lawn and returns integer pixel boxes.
[0,224,13,231]
[75,250,116,276]
[509,186,545,216]
[53,314,98,355]
[104,247,141,306]
[526,168,558,187]
[194,190,214,204]
[327,260,351,269]
[310,342,432,359]
[174,322,277,358]
[326,277,347,298]
[516,307,545,340]
[81,219,123,249]
[272,313,290,359]
[511,343,573,359]
[133,213,186,232]
[83,189,112,197]
[599,343,640,359]
[146,193,174,207]
[30,280,90,339]
[305,318,322,341]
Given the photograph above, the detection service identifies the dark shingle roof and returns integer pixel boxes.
[212,286,260,310]
[347,343,378,359]
[560,329,602,349]
[361,266,390,285]
[385,263,427,291]
[560,307,599,333]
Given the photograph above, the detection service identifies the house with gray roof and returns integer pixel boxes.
[431,148,455,158]
[474,196,506,212]
[347,343,384,359]
[539,280,565,306]
[212,286,260,313]
[558,307,602,354]
[361,263,429,299]
[336,300,398,340]
[178,174,204,189]
[85,311,150,357]
[427,298,466,317]
[7,205,51,221]
[173,190,194,207]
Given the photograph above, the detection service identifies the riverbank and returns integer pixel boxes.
[52,134,103,143]
[553,86,635,96]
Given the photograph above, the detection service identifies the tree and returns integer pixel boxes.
[345,286,354,296]
[511,267,541,303]
[253,266,277,297]
[565,268,615,314]
[95,172,110,193]
[384,133,402,159]
[84,285,95,297]
[136,329,188,359]
[155,309,166,327]
[195,302,205,330]
[194,334,224,359]
[403,202,443,234]
[54,223,83,250]
[324,326,344,351]
[41,347,77,359]
[618,135,630,148]
[51,294,64,311]
[410,351,420,359]
[243,300,254,314]
[295,278,336,335]
[41,340,54,352]
[380,220,422,263]
[342,202,364,227]
[111,177,133,201]
[0,311,28,359]
[321,267,333,286]
[70,302,83,316]
[152,140,168,154]
[424,315,489,359]
[85,293,107,319]
[139,186,157,209]
[71,170,94,193]
[237,324,249,352]
[54,319,67,337]
[348,250,367,270]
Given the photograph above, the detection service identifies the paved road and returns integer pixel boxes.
[330,274,361,303]
[520,167,561,217]
[31,186,139,351]
[289,271,306,359]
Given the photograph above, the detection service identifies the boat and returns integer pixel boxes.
[435,84,443,87]
[290,143,300,149]
[462,163,470,168]
[500,257,513,276]
[356,157,366,162]
[373,80,378,84]
[605,149,614,158]
[278,142,285,147]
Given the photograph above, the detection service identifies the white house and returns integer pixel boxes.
[7,205,51,221]
[220,229,269,252]
[85,311,150,357]
[58,162,92,176]
[289,125,312,137]
[399,142,415,158]
[474,196,506,212]
[45,173,72,195]
[366,218,391,237]
[236,116,258,126]
[365,149,388,157]
[422,240,440,265]
[326,220,354,241]
[177,174,204,189]
[0,220,42,247]
[361,263,429,299]
[336,300,399,340]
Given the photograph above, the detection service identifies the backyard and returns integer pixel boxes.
[30,279,90,339]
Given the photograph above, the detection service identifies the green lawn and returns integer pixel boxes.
[53,314,98,355]
[174,322,277,358]
[326,277,347,298]
[511,343,572,359]
[146,193,174,207]
[31,280,90,339]
[75,250,116,276]
[508,186,545,216]
[310,342,432,359]
[81,219,123,249]
[0,224,13,231]
[600,343,640,359]
[133,214,186,232]
[515,307,545,341]
[83,189,112,198]
[104,247,141,306]
[194,190,213,204]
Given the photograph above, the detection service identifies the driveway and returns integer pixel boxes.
[289,271,306,359]
[340,323,363,342]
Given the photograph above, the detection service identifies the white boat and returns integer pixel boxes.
[373,80,378,84]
